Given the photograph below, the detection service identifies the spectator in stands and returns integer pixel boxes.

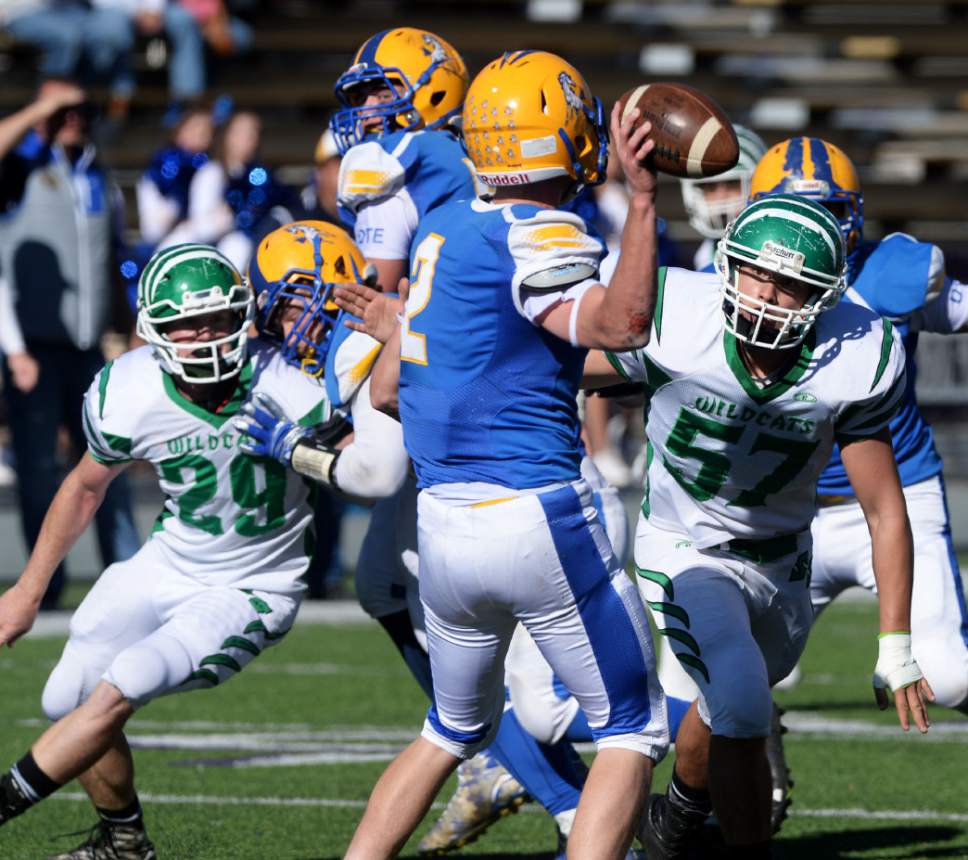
[297,127,341,224]
[162,0,254,125]
[159,110,295,270]
[136,104,213,245]
[0,80,140,609]
[2,2,137,125]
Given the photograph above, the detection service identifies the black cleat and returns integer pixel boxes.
[766,704,793,834]
[0,772,33,825]
[46,821,157,860]
[638,791,707,860]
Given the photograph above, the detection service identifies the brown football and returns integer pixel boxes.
[616,83,739,179]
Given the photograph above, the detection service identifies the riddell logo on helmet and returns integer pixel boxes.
[483,173,531,185]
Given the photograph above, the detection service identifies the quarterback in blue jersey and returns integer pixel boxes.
[750,137,968,714]
[343,51,668,860]
[330,29,617,854]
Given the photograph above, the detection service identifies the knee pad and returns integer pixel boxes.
[103,633,193,708]
[42,641,114,721]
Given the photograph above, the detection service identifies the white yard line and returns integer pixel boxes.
[25,601,373,639]
[50,793,968,825]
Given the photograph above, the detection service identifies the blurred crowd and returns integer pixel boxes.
[1,0,255,128]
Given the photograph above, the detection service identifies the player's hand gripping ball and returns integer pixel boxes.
[617,83,739,178]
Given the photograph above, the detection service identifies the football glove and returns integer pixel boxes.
[235,392,311,465]
[872,631,923,693]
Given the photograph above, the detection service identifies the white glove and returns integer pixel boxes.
[872,632,923,693]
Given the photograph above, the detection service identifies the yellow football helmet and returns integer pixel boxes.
[462,51,607,197]
[749,137,863,254]
[248,221,369,375]
[331,28,468,153]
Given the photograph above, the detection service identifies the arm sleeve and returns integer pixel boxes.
[835,320,907,443]
[333,378,409,498]
[908,277,968,334]
[82,363,135,465]
[351,192,419,260]
[507,210,604,334]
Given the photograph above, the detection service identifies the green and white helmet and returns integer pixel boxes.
[136,244,254,383]
[681,125,767,239]
[715,193,846,350]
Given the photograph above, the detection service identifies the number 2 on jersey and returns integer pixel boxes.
[401,233,445,365]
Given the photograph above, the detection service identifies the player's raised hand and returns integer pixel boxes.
[610,100,656,199]
[872,632,933,733]
[0,581,42,649]
[334,281,406,344]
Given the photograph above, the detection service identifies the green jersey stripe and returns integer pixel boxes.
[654,266,668,344]
[98,361,114,418]
[603,350,632,382]
[870,319,895,392]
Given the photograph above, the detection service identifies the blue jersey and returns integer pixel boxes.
[336,129,475,261]
[399,198,607,490]
[818,233,946,495]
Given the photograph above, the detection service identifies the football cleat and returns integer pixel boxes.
[46,820,157,860]
[637,791,706,860]
[0,772,33,825]
[417,754,529,854]
[767,704,794,834]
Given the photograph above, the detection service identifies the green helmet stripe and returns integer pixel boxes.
[140,243,212,291]
[736,206,840,260]
[140,244,237,307]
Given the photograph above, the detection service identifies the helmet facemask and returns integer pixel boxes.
[715,196,847,351]
[137,246,253,385]
[331,65,421,153]
[251,223,372,376]
[138,284,254,384]
[681,174,752,239]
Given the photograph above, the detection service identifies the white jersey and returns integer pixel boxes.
[607,267,906,548]
[83,340,331,593]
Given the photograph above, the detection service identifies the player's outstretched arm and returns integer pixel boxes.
[539,104,658,351]
[843,428,934,732]
[0,453,126,648]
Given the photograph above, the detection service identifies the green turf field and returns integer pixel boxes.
[0,599,965,860]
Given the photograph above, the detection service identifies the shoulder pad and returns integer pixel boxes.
[337,141,407,213]
[853,234,946,318]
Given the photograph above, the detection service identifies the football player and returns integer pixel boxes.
[680,125,768,271]
[0,245,332,859]
[595,194,932,859]
[326,28,600,853]
[343,50,669,860]
[750,139,968,715]
[237,220,410,504]
[241,231,605,857]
